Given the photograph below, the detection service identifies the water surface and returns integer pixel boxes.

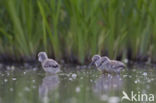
[0,65,156,103]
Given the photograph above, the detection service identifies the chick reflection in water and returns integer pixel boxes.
[93,74,123,101]
[39,74,60,102]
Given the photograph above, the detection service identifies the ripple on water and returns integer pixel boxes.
[129,75,132,78]
[123,58,128,63]
[23,72,26,75]
[1,74,4,77]
[100,95,120,103]
[100,94,108,101]
[24,87,30,92]
[75,86,80,93]
[71,73,77,79]
[10,88,14,92]
[143,72,147,76]
[108,97,120,103]
[12,78,16,81]
[0,65,155,103]
[134,79,140,84]
[6,66,15,71]
[32,80,36,83]
[123,75,128,78]
[90,79,93,82]
[69,78,73,81]
[4,79,8,83]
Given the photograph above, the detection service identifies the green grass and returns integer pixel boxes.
[0,0,156,63]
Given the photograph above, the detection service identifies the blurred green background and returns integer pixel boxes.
[0,0,156,63]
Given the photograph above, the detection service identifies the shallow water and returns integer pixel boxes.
[0,65,156,103]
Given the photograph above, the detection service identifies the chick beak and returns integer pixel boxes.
[38,56,42,62]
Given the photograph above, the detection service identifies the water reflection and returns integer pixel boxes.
[0,97,2,103]
[93,74,123,102]
[0,65,156,103]
[39,74,60,102]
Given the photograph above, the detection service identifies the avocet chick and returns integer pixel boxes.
[90,55,126,74]
[38,52,60,74]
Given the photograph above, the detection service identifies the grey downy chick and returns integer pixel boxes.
[38,52,60,74]
[91,55,126,74]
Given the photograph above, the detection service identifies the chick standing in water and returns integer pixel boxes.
[38,52,60,74]
[90,55,125,74]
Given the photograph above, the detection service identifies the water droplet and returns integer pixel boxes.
[4,79,8,82]
[123,59,128,63]
[23,72,26,75]
[123,75,128,78]
[12,78,16,81]
[69,78,73,81]
[10,88,14,92]
[143,72,147,76]
[75,86,80,93]
[134,80,138,84]
[32,80,36,83]
[11,66,15,71]
[72,73,77,79]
